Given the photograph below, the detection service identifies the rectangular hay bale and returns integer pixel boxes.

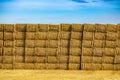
[24,63,34,69]
[70,48,81,56]
[4,48,13,56]
[35,48,46,56]
[0,40,3,47]
[60,24,71,31]
[25,40,35,48]
[104,48,115,56]
[70,40,81,48]
[46,48,57,56]
[102,56,114,64]
[2,64,12,69]
[94,32,105,40]
[34,63,46,69]
[60,32,70,40]
[25,56,34,63]
[82,48,93,56]
[106,32,118,41]
[48,40,58,48]
[4,41,13,47]
[114,56,120,63]
[69,56,80,63]
[106,41,116,48]
[93,48,104,57]
[15,24,26,32]
[102,64,114,70]
[93,57,102,63]
[95,24,106,32]
[35,40,46,47]
[69,63,80,70]
[60,40,69,47]
[15,32,25,40]
[94,40,105,48]
[26,24,37,32]
[47,56,58,63]
[35,32,47,40]
[15,56,24,63]
[4,32,13,40]
[59,63,67,70]
[71,32,82,40]
[59,48,68,55]
[59,56,68,63]
[14,63,24,69]
[81,63,92,70]
[25,48,35,56]
[37,24,48,32]
[3,24,14,32]
[15,40,24,47]
[107,24,117,32]
[83,32,94,40]
[84,24,95,32]
[48,32,58,40]
[26,32,35,40]
[72,24,83,32]
[114,64,120,70]
[3,56,13,64]
[92,64,102,70]
[15,47,24,56]
[34,56,46,63]
[82,40,93,48]
[49,24,59,31]
[81,56,93,63]
[46,63,59,70]
[0,32,3,40]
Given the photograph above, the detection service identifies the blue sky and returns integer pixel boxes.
[0,0,120,24]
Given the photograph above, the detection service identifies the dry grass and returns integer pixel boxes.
[0,70,120,80]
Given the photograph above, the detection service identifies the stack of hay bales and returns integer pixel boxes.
[68,24,83,70]
[2,24,14,69]
[0,23,119,70]
[14,24,26,69]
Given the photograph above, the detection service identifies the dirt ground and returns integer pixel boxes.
[0,70,120,80]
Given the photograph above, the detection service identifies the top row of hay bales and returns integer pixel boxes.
[0,24,119,32]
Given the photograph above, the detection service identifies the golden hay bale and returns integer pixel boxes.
[15,40,24,47]
[34,63,46,69]
[0,40,3,47]
[46,63,59,70]
[0,63,2,69]
[72,24,83,32]
[35,48,46,56]
[49,24,59,31]
[94,32,105,40]
[106,32,118,41]
[15,47,24,56]
[60,24,71,31]
[13,63,24,69]
[106,41,116,48]
[26,24,37,32]
[15,32,25,40]
[69,56,80,63]
[34,56,46,63]
[82,48,93,56]
[4,41,13,47]
[81,56,93,63]
[60,40,69,47]
[2,64,13,69]
[81,63,92,70]
[4,32,13,40]
[35,32,47,40]
[102,56,114,64]
[25,40,35,48]
[82,40,93,48]
[47,56,58,63]
[69,63,80,70]
[83,32,93,40]
[104,48,115,56]
[92,64,102,70]
[25,56,34,63]
[24,63,34,69]
[107,24,117,32]
[93,48,104,57]
[70,48,81,56]
[48,32,58,40]
[114,56,120,63]
[93,57,102,63]
[3,24,14,32]
[26,32,35,40]
[37,24,48,32]
[0,32,3,40]
[0,24,3,31]
[15,56,24,63]
[46,48,57,56]
[59,63,67,70]
[84,24,95,32]
[59,48,68,55]
[15,24,26,32]
[25,48,35,56]
[114,64,120,70]
[116,48,120,55]
[102,64,114,70]
[94,40,105,48]
[59,56,68,63]
[35,40,46,47]
[3,56,13,64]
[70,40,81,48]
[4,48,13,56]
[71,32,82,40]
[48,40,58,48]
[95,24,106,32]
[60,32,70,40]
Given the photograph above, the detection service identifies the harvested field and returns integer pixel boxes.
[0,70,120,80]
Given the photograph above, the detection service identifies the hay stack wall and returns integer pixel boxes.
[0,24,119,70]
